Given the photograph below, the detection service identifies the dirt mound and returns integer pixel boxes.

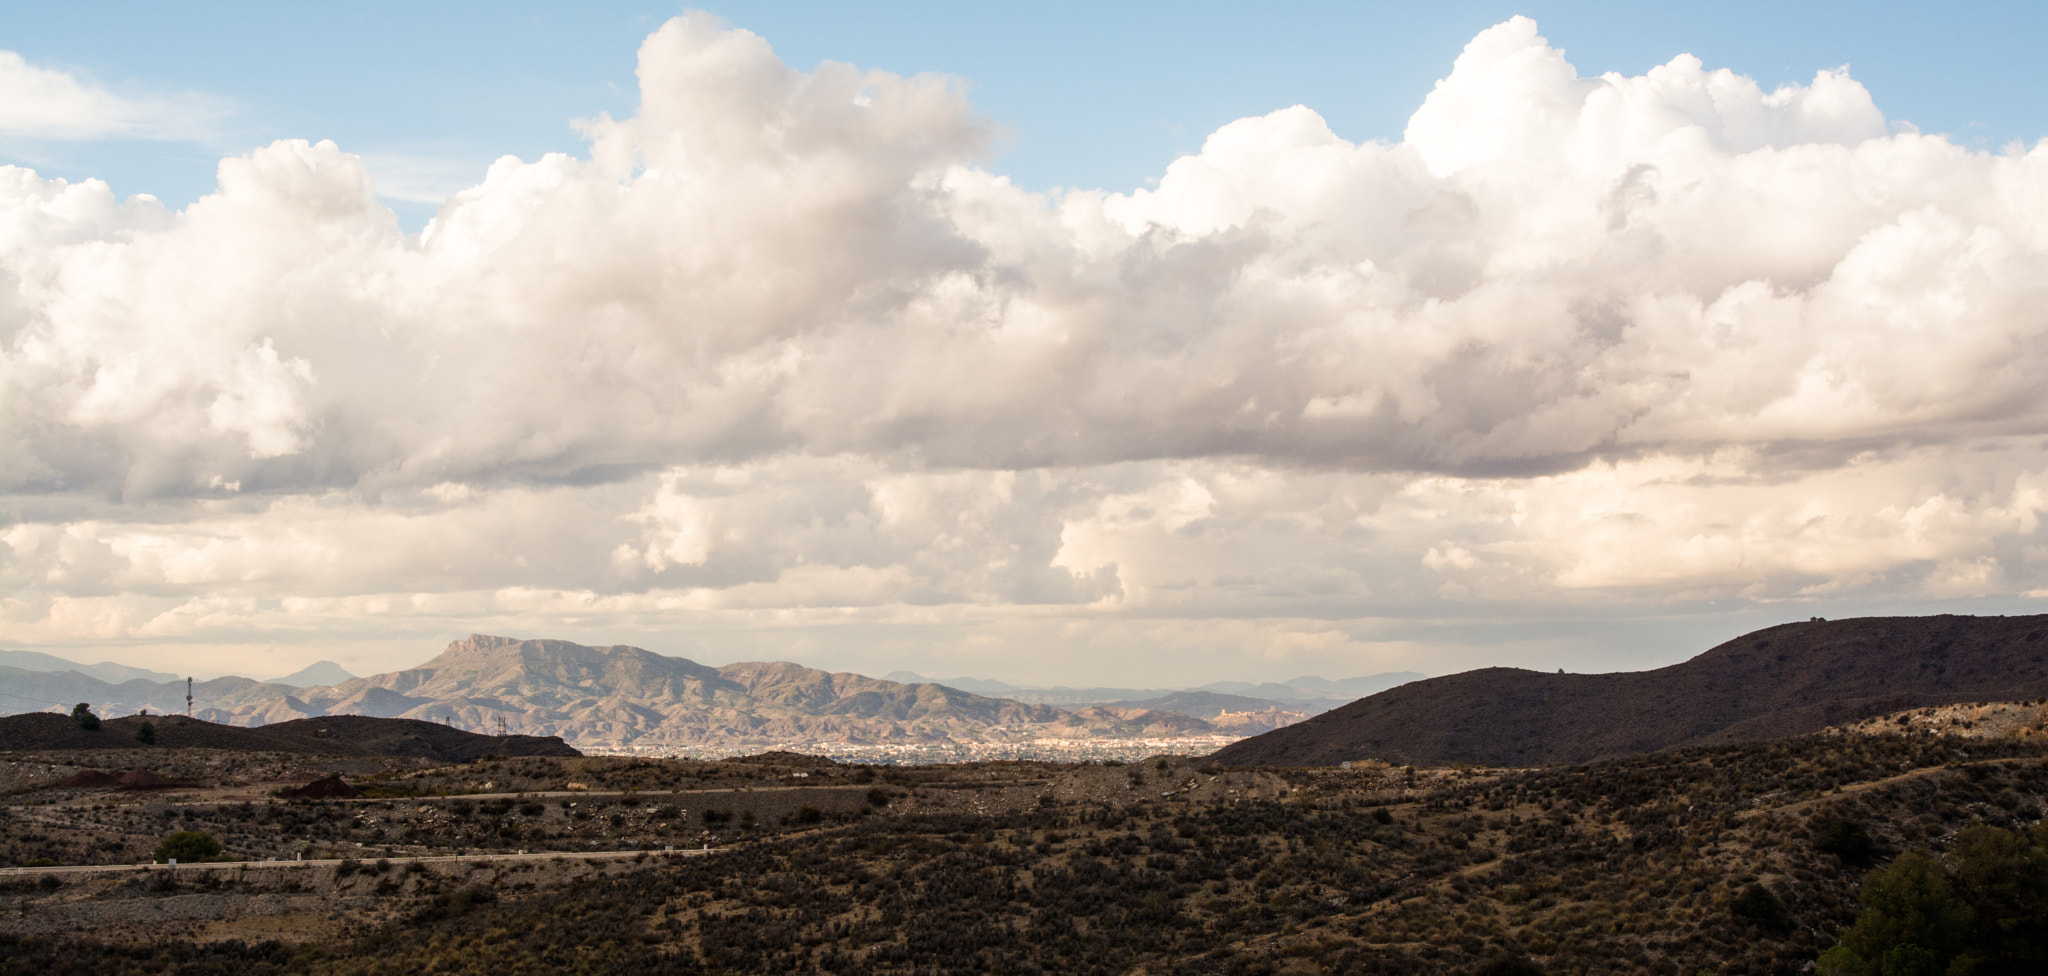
[56,769,124,788]
[279,773,365,799]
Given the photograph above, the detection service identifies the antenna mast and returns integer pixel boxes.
[185,677,193,717]
[496,714,507,737]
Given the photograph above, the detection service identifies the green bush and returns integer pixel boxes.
[1824,824,2048,973]
[134,721,156,745]
[1731,882,1791,933]
[71,703,100,731]
[1815,816,1879,867]
[444,885,497,912]
[154,830,223,863]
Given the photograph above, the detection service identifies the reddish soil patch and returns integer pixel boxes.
[56,769,124,788]
[279,773,364,799]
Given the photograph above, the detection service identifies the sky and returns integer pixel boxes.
[2,2,2047,686]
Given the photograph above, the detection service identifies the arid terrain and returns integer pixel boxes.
[5,699,2048,974]
[1218,614,2048,767]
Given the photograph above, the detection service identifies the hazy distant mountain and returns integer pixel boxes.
[0,649,180,685]
[0,665,281,718]
[1110,691,1296,719]
[882,671,1024,697]
[878,670,1426,719]
[963,685,1181,706]
[267,660,356,687]
[1195,674,1426,701]
[1214,615,2048,768]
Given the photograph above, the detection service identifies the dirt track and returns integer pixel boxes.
[3,846,725,878]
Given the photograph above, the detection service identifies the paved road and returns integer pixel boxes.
[4,846,727,878]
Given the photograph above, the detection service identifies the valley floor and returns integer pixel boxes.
[4,730,2047,974]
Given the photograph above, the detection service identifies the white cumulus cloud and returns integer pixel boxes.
[3,14,2046,681]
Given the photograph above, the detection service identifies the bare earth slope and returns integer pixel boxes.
[1213,614,2048,767]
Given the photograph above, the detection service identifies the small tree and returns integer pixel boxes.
[1815,816,1879,867]
[154,830,223,863]
[134,721,157,745]
[71,703,101,731]
[1839,852,1973,968]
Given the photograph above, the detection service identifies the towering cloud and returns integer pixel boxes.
[2,16,2044,679]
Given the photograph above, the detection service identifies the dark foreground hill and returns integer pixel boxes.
[1213,614,2048,767]
[0,712,578,761]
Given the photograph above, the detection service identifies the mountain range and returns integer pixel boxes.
[1213,613,2048,767]
[0,650,354,691]
[879,671,1423,718]
[1,640,1421,753]
[3,635,1384,753]
[0,649,181,686]
[15,614,2040,769]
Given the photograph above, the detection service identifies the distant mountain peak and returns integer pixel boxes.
[416,634,728,688]
[269,660,356,688]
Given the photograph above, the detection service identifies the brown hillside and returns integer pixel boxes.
[1211,614,2048,767]
[0,712,578,760]
[0,713,335,753]
[257,715,579,761]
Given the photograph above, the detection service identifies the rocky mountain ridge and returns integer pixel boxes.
[3,635,1286,754]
